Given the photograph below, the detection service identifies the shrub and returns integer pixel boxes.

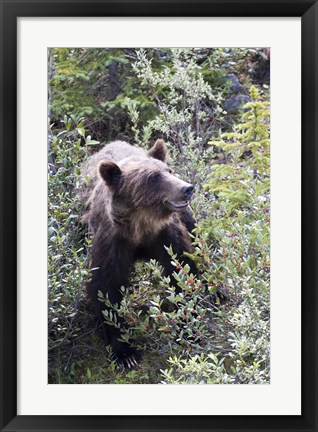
[201,85,270,383]
[98,240,227,361]
[161,353,234,384]
[126,49,226,187]
[48,116,94,353]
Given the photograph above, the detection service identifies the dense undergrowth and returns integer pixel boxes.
[48,48,270,384]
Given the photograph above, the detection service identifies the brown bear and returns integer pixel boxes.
[80,139,197,366]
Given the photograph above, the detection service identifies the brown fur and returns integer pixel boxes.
[80,139,197,362]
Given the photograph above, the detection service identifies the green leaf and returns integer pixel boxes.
[77,127,85,137]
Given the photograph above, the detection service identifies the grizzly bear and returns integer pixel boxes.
[80,139,197,366]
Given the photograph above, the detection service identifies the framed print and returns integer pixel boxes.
[0,0,317,431]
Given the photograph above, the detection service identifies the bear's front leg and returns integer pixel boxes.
[88,240,140,367]
[154,219,199,290]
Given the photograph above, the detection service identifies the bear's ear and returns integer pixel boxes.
[148,139,167,162]
[99,160,122,186]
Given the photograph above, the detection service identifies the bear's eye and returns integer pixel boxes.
[167,168,173,174]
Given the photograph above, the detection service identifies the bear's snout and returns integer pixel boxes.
[164,180,194,212]
[181,184,194,200]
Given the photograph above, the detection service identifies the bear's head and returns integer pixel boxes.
[98,139,194,237]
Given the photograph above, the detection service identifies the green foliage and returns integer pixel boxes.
[48,116,93,353]
[205,85,270,213]
[48,49,270,384]
[98,242,226,360]
[49,49,102,118]
[49,47,269,145]
[130,49,225,152]
[198,86,270,384]
[48,48,157,142]
[161,353,233,384]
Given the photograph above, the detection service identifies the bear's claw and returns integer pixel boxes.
[114,346,141,368]
[117,354,139,369]
[125,356,139,368]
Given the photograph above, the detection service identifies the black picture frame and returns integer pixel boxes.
[0,1,317,431]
